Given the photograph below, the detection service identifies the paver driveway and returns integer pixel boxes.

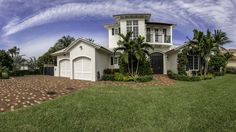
[0,75,93,112]
[0,75,174,112]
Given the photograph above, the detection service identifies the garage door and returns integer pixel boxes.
[73,57,92,81]
[59,59,70,78]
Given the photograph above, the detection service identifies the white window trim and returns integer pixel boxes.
[188,55,199,71]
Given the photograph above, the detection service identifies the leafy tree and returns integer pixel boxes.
[0,50,13,70]
[37,35,75,67]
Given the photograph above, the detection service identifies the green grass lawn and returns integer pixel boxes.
[0,74,236,132]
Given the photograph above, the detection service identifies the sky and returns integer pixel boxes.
[0,0,235,58]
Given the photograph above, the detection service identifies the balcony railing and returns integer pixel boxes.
[146,34,171,43]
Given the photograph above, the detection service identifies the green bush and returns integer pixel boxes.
[10,70,40,76]
[101,74,115,81]
[167,70,213,81]
[1,72,9,79]
[103,69,119,75]
[114,73,125,81]
[226,67,236,74]
[136,75,153,82]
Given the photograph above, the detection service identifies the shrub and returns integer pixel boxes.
[101,74,115,81]
[177,49,188,75]
[1,72,9,79]
[167,70,213,81]
[136,75,153,82]
[226,67,236,74]
[114,73,125,81]
[103,69,119,75]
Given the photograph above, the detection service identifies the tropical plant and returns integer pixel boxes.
[133,36,154,74]
[37,35,75,67]
[7,46,20,58]
[12,55,27,71]
[27,57,38,71]
[114,32,153,76]
[188,29,231,75]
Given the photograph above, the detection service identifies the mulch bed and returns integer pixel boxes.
[0,75,93,112]
[0,75,175,112]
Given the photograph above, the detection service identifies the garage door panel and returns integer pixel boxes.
[73,57,92,81]
[59,60,70,78]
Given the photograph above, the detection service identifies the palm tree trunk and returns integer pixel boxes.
[204,57,209,76]
[136,60,139,75]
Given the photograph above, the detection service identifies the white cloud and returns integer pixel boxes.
[2,0,236,45]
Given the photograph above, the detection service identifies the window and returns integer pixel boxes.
[187,55,199,71]
[114,57,118,64]
[114,28,119,35]
[155,29,159,42]
[126,20,139,39]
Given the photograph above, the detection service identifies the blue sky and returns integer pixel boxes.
[0,0,235,57]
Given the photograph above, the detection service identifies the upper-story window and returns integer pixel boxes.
[126,20,139,39]
[112,28,120,36]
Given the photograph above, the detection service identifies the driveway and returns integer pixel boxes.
[0,75,93,112]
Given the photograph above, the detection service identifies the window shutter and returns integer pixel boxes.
[112,28,114,35]
[111,57,113,65]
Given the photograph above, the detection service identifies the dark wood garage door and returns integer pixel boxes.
[151,52,163,74]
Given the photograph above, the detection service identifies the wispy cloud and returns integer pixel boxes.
[2,0,236,44]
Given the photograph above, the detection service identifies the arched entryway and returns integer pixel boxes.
[150,52,164,74]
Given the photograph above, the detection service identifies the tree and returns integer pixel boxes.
[133,36,153,74]
[0,50,13,70]
[188,29,231,75]
[114,32,133,75]
[7,46,20,58]
[27,57,38,71]
[114,32,153,76]
[37,35,75,67]
[12,55,27,71]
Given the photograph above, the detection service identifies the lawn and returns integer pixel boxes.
[0,74,236,132]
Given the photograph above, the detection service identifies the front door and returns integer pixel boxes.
[151,53,163,74]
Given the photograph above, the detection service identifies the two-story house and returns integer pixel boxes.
[52,13,180,81]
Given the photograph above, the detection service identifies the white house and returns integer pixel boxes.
[52,13,197,81]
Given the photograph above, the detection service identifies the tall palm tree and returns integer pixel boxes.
[133,36,153,74]
[7,46,20,58]
[27,57,38,71]
[188,29,205,75]
[114,32,133,75]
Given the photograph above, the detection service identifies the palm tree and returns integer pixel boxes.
[114,32,153,76]
[7,46,20,58]
[188,29,205,75]
[12,55,27,71]
[27,57,38,71]
[188,29,231,75]
[133,36,153,74]
[114,32,134,75]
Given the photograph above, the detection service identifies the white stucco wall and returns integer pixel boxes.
[108,27,120,49]
[69,42,96,81]
[166,51,178,74]
[95,50,110,80]
[54,54,70,77]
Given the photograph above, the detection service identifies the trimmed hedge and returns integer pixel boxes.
[1,72,9,79]
[101,74,115,81]
[102,73,153,82]
[226,67,236,74]
[10,70,40,77]
[167,70,213,81]
[103,69,119,75]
